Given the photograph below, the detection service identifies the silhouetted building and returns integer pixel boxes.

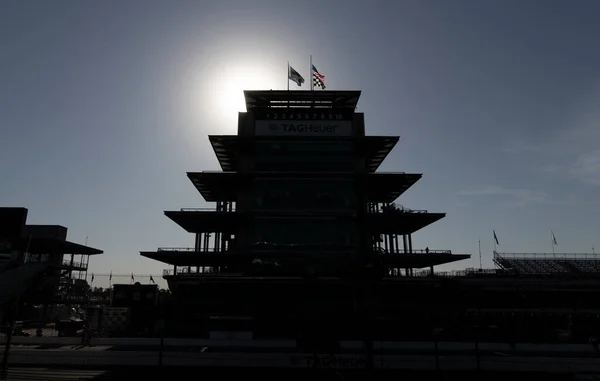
[141,90,470,340]
[0,207,102,321]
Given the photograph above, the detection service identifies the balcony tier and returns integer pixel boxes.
[210,135,399,172]
[188,171,422,203]
[141,247,468,269]
[166,208,442,235]
[367,209,445,235]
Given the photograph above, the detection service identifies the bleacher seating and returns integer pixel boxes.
[494,252,600,277]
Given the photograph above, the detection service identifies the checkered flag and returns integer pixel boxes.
[312,64,326,90]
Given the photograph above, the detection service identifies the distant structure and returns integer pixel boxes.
[141,90,470,340]
[0,207,102,322]
[495,251,600,278]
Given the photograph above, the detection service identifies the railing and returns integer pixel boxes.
[156,247,452,254]
[376,248,452,255]
[370,208,429,214]
[61,260,87,269]
[411,268,499,278]
[179,207,237,212]
[495,252,600,260]
[54,295,89,302]
[179,207,234,212]
[163,268,225,277]
[157,247,197,252]
[157,248,230,254]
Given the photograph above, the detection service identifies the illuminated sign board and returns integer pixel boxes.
[254,108,354,136]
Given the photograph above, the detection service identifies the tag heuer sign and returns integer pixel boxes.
[255,120,352,136]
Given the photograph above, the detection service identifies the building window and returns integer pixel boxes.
[252,217,356,247]
[253,140,356,172]
[253,178,356,211]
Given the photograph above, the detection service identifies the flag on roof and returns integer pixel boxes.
[288,64,305,87]
[312,65,326,89]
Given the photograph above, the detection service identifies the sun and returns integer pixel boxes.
[185,58,284,137]
[209,64,280,120]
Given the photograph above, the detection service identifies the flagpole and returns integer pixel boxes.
[551,231,555,258]
[493,231,497,253]
[287,61,290,91]
[478,239,482,271]
[310,55,313,91]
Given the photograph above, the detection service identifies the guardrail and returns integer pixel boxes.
[494,252,600,260]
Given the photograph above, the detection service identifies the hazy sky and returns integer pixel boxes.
[2,0,600,287]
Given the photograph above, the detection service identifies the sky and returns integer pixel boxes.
[2,0,600,287]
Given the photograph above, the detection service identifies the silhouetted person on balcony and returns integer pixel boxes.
[425,247,429,254]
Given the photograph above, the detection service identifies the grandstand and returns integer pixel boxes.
[494,251,600,278]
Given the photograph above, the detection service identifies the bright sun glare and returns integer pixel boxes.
[212,64,280,118]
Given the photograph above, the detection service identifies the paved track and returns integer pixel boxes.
[3,338,600,372]
[3,367,105,380]
[3,345,600,372]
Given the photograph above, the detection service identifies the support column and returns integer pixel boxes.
[408,234,413,253]
[403,235,409,276]
[203,233,209,252]
[194,234,201,251]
